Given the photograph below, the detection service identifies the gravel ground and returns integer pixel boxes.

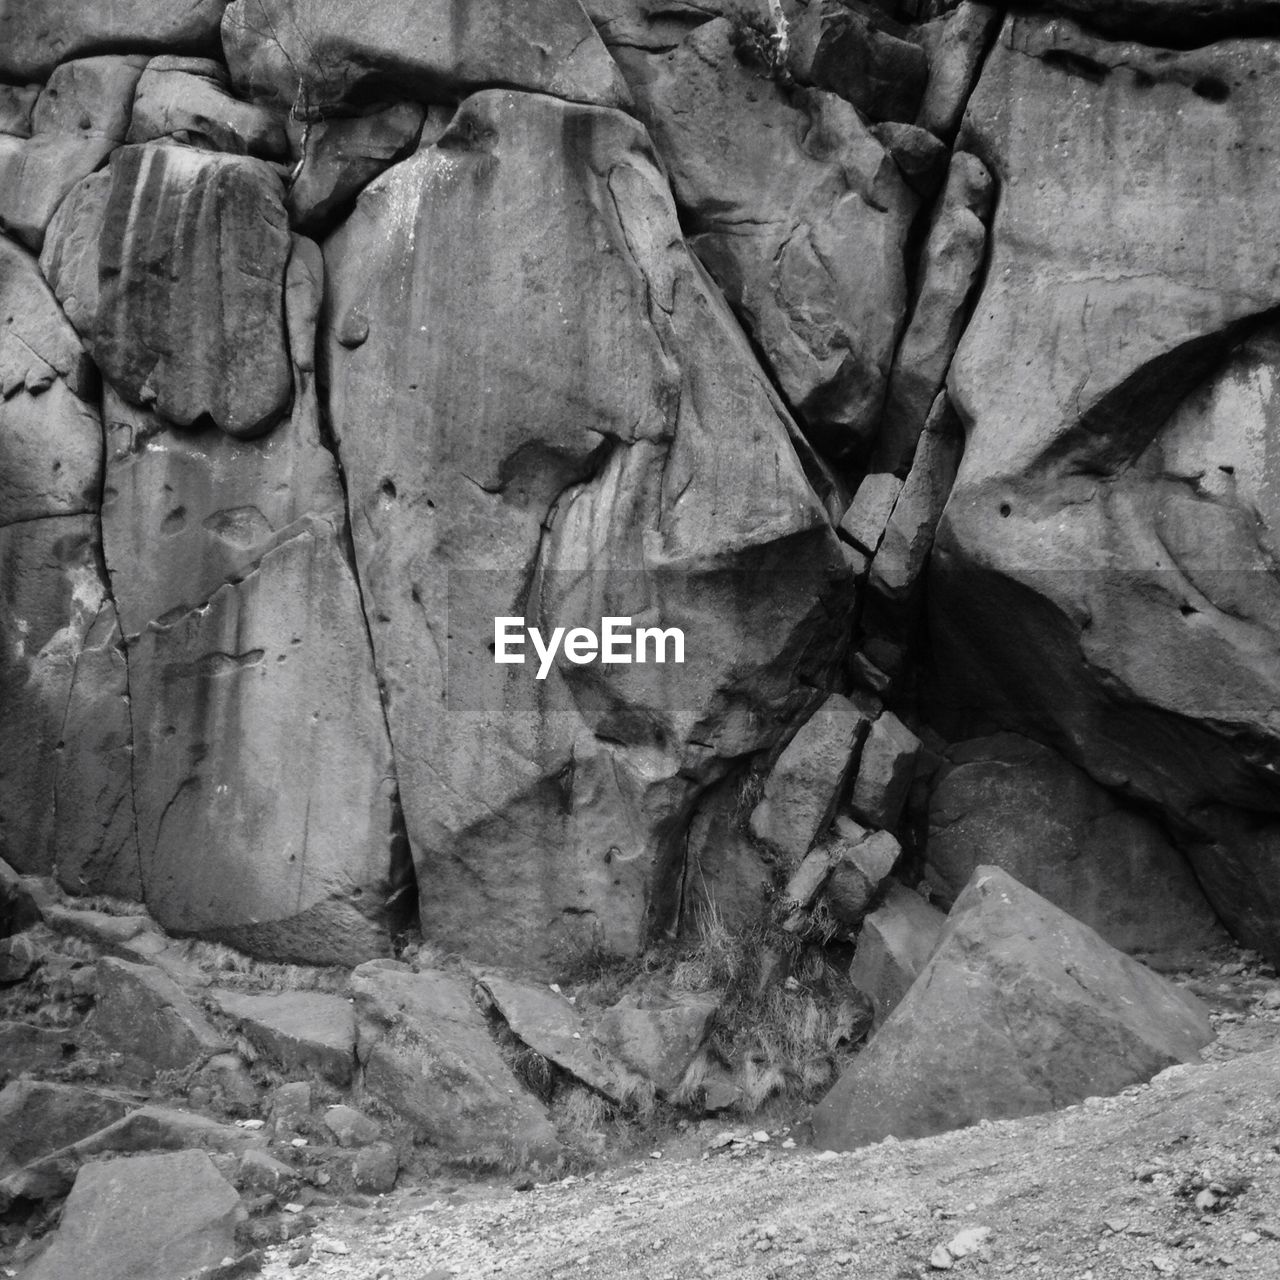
[258,989,1280,1280]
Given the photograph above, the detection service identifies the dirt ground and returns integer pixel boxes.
[255,952,1280,1280]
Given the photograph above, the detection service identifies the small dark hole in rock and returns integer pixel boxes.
[380,479,397,499]
[1192,76,1230,102]
[1180,603,1199,616]
[1219,464,1235,475]
[999,502,1012,518]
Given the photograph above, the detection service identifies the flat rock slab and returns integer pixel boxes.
[813,866,1213,1150]
[475,971,637,1105]
[350,961,559,1168]
[0,1080,131,1177]
[92,957,229,1075]
[209,988,356,1085]
[23,1150,240,1280]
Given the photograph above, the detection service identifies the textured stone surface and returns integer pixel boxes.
[681,778,776,935]
[127,56,288,157]
[0,0,227,80]
[848,880,946,1028]
[92,957,228,1075]
[616,18,916,457]
[0,56,145,251]
[749,694,876,860]
[0,858,42,938]
[0,1081,131,1178]
[350,961,559,1166]
[825,825,901,925]
[849,711,921,830]
[128,519,396,965]
[222,0,629,112]
[208,989,356,1085]
[325,88,851,974]
[596,988,718,1094]
[934,17,1280,948]
[287,102,436,232]
[813,867,1214,1150]
[915,2,999,140]
[23,1150,240,1280]
[42,143,293,437]
[926,734,1223,954]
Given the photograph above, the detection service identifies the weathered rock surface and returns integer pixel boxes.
[0,1081,131,1177]
[0,858,42,938]
[23,1150,240,1280]
[0,56,146,251]
[616,18,916,456]
[208,988,356,1085]
[926,734,1223,954]
[0,85,38,137]
[825,824,901,925]
[0,0,227,81]
[42,143,293,437]
[350,961,559,1166]
[127,56,288,158]
[934,16,1280,950]
[848,879,946,1028]
[0,1021,79,1086]
[322,1104,381,1148]
[813,867,1214,1149]
[0,933,39,984]
[221,0,630,113]
[596,988,718,1095]
[92,957,228,1075]
[877,153,993,474]
[749,694,876,860]
[681,778,776,935]
[915,2,999,141]
[849,711,920,830]
[286,103,437,232]
[325,88,851,973]
[127,519,397,965]
[1038,0,1280,44]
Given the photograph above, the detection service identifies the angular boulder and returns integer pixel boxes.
[616,18,916,455]
[222,0,629,112]
[813,867,1214,1149]
[926,734,1223,954]
[0,1081,131,1178]
[208,988,356,1085]
[847,880,946,1028]
[350,961,559,1167]
[848,711,921,830]
[324,88,852,973]
[23,1150,240,1280]
[750,694,876,859]
[825,824,901,925]
[41,143,293,437]
[915,2,1000,141]
[596,988,718,1095]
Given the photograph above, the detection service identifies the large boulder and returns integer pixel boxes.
[221,0,629,113]
[926,734,1223,954]
[615,18,917,457]
[350,961,559,1167]
[812,866,1214,1150]
[0,0,226,81]
[0,1081,132,1178]
[933,16,1280,952]
[324,88,852,973]
[23,1150,240,1280]
[41,143,293,437]
[208,988,356,1085]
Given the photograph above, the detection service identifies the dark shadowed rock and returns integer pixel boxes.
[0,85,38,137]
[325,88,852,973]
[92,957,229,1075]
[849,712,921,830]
[926,734,1224,954]
[352,1141,399,1192]
[585,0,757,49]
[0,857,42,938]
[41,143,293,437]
[0,933,39,983]
[0,0,227,80]
[616,18,916,456]
[847,880,946,1028]
[0,56,146,251]
[681,778,776,935]
[23,1151,240,1280]
[222,0,629,113]
[813,867,1213,1149]
[127,56,288,158]
[0,1022,78,1087]
[750,694,877,859]
[286,102,437,232]
[208,989,356,1085]
[825,824,901,925]
[1038,0,1280,44]
[350,961,559,1167]
[322,1104,381,1148]
[934,17,1280,948]
[0,1081,131,1177]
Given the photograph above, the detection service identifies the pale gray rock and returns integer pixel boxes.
[915,2,999,140]
[208,989,356,1085]
[813,866,1214,1149]
[839,474,903,555]
[596,987,718,1094]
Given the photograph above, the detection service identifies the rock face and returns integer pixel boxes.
[325,88,851,973]
[23,1150,241,1280]
[926,734,1223,954]
[933,15,1280,953]
[813,867,1214,1150]
[42,143,293,436]
[616,18,917,456]
[221,0,630,112]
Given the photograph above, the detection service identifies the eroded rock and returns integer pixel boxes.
[208,989,356,1085]
[847,880,946,1028]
